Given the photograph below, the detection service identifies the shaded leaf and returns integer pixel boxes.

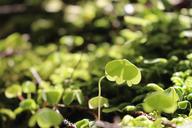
[74,89,85,105]
[0,108,16,119]
[102,107,122,113]
[76,119,89,128]
[36,108,63,127]
[19,99,37,110]
[63,89,75,105]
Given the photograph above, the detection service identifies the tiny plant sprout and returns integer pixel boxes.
[89,59,141,121]
[22,81,36,99]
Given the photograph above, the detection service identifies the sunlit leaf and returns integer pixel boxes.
[143,88,178,113]
[165,87,179,102]
[185,76,192,87]
[146,83,164,92]
[178,101,189,109]
[5,84,22,98]
[121,115,134,126]
[102,107,122,113]
[105,59,141,86]
[88,96,109,109]
[174,86,184,100]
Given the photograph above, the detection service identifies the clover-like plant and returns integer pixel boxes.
[22,81,36,99]
[143,87,179,114]
[105,59,141,86]
[89,59,141,120]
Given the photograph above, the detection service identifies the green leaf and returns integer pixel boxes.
[76,119,89,128]
[174,86,184,100]
[22,81,36,93]
[36,108,63,127]
[178,101,189,109]
[42,89,62,105]
[19,99,37,110]
[171,76,183,86]
[143,89,178,113]
[5,84,22,98]
[165,87,179,102]
[0,108,16,119]
[102,107,122,113]
[189,109,192,116]
[123,105,136,112]
[105,59,141,86]
[62,89,75,105]
[88,96,109,109]
[14,107,23,115]
[146,83,164,92]
[185,76,192,87]
[187,93,192,100]
[121,115,134,126]
[28,114,37,127]
[74,89,85,105]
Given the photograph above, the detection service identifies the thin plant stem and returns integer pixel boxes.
[98,76,105,121]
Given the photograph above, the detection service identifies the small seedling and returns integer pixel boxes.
[89,59,141,120]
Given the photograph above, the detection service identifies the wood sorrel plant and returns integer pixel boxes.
[88,59,141,120]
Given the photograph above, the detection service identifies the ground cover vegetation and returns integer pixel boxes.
[1,0,192,128]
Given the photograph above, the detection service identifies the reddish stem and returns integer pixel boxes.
[17,95,24,101]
